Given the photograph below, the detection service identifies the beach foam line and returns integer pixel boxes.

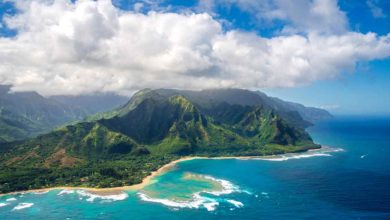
[0,203,8,207]
[76,190,128,202]
[261,153,332,161]
[33,191,49,195]
[57,189,75,195]
[256,146,344,161]
[12,203,34,211]
[227,199,244,208]
[6,197,17,202]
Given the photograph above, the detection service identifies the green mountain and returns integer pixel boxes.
[0,89,321,193]
[254,90,333,123]
[0,85,88,143]
[0,85,129,143]
[150,88,332,127]
[50,93,129,116]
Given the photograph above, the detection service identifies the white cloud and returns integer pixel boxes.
[367,0,386,18]
[133,2,144,12]
[277,0,348,34]
[0,0,389,96]
[197,0,348,34]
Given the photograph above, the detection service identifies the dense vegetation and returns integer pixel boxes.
[0,89,322,193]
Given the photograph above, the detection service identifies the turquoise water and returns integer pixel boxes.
[1,116,390,219]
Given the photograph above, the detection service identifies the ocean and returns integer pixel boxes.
[1,116,390,219]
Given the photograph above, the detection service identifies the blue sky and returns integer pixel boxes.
[0,0,389,115]
[265,59,390,115]
[265,0,390,115]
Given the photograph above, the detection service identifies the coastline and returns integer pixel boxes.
[0,146,335,197]
[0,156,200,197]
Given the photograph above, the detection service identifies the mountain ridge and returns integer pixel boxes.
[0,88,322,193]
[0,85,88,142]
[0,85,129,143]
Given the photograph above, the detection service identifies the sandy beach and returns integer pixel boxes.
[0,156,256,197]
[0,147,331,197]
[0,156,202,197]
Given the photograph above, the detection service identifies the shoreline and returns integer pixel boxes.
[0,146,336,197]
[0,156,201,197]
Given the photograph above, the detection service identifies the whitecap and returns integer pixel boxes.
[226,199,244,208]
[257,146,344,161]
[57,189,75,195]
[6,197,17,202]
[12,203,34,211]
[201,175,240,196]
[76,190,128,202]
[138,192,218,211]
[203,200,219,211]
[0,203,8,207]
[262,153,332,161]
[138,174,242,211]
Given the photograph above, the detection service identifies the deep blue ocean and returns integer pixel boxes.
[1,116,390,219]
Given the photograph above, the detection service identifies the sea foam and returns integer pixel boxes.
[12,203,34,211]
[138,192,219,211]
[139,175,244,211]
[257,146,344,161]
[0,203,8,207]
[227,199,244,208]
[57,189,75,195]
[33,191,49,195]
[202,175,239,196]
[6,197,17,202]
[76,190,128,202]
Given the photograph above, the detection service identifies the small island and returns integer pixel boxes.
[0,89,324,194]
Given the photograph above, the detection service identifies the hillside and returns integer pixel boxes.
[50,93,129,116]
[153,88,332,127]
[0,89,320,193]
[254,91,333,122]
[0,85,87,142]
[0,85,129,143]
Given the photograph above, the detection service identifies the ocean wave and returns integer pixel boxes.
[12,203,34,211]
[261,153,332,161]
[76,190,128,202]
[6,197,17,202]
[203,200,219,211]
[33,191,49,195]
[227,199,244,208]
[138,192,219,211]
[0,203,8,207]
[138,174,244,211]
[258,146,344,161]
[57,189,75,195]
[202,175,239,196]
